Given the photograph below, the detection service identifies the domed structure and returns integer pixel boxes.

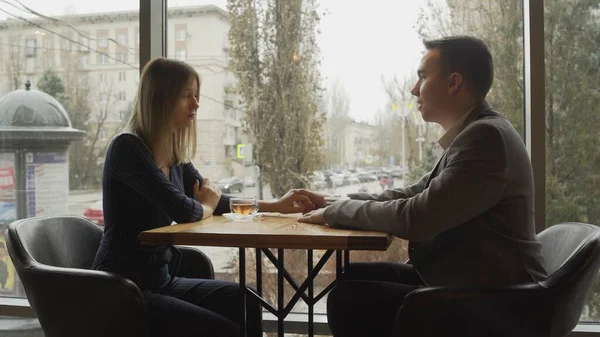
[0,81,85,147]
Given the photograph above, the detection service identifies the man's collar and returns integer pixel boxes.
[431,100,493,159]
[437,101,490,150]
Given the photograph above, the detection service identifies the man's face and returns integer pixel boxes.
[411,48,451,124]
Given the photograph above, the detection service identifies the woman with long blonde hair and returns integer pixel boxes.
[92,58,311,337]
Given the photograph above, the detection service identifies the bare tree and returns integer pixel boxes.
[228,0,325,197]
[80,76,117,187]
[381,74,439,171]
[57,49,114,189]
[4,33,25,91]
[324,78,351,169]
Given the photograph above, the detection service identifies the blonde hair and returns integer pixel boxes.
[128,57,200,167]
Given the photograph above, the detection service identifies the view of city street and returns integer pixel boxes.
[68,179,399,220]
[68,179,398,272]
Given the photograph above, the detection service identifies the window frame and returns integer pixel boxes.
[2,0,599,335]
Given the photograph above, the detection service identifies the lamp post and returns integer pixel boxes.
[416,122,425,162]
[392,103,410,171]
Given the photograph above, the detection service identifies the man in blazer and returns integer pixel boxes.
[296,36,547,337]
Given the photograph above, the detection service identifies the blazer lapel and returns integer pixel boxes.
[425,151,446,188]
[424,101,496,188]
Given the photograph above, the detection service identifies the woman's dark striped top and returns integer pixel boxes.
[91,133,230,289]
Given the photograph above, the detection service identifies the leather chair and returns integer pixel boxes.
[394,222,600,337]
[6,216,215,337]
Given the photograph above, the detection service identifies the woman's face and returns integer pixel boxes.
[172,76,199,129]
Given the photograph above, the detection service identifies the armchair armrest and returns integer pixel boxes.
[175,246,215,279]
[21,264,147,337]
[394,284,552,337]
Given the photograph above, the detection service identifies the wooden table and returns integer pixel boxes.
[139,213,393,337]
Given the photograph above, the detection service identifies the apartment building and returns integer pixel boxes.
[0,5,241,180]
[342,121,379,168]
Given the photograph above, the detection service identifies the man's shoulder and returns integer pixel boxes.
[447,112,516,158]
[464,109,519,139]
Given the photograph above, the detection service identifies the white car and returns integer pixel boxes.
[243,176,257,187]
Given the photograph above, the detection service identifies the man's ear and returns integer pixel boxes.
[448,73,463,94]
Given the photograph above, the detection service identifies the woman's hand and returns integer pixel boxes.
[259,190,317,214]
[194,178,221,218]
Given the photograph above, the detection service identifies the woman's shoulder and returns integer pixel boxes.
[110,132,148,149]
[112,131,141,143]
[107,132,152,159]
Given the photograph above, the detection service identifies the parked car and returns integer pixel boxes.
[243,176,257,187]
[330,174,345,187]
[311,179,327,190]
[357,172,378,182]
[217,177,244,193]
[346,174,361,185]
[83,200,104,226]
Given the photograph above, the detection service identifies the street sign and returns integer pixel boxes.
[237,144,246,159]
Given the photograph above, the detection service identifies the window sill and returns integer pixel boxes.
[570,323,600,336]
[0,299,35,318]
[1,300,599,336]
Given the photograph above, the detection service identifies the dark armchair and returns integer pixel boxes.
[394,222,600,337]
[6,216,215,337]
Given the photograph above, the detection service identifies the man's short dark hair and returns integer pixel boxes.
[424,36,494,99]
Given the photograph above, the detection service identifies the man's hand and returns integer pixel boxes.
[297,207,327,225]
[194,178,221,218]
[291,189,331,209]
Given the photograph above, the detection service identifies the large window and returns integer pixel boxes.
[0,0,139,305]
[204,0,525,322]
[543,0,600,323]
[1,0,599,335]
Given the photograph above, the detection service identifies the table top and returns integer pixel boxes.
[139,213,393,251]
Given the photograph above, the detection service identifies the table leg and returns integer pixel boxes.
[256,248,262,297]
[336,250,343,280]
[278,248,284,337]
[308,249,314,337]
[344,249,350,268]
[247,248,344,336]
[239,247,246,337]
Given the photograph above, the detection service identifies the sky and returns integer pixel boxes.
[0,0,430,123]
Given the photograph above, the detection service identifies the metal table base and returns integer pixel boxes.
[239,248,350,337]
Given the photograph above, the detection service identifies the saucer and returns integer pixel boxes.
[222,213,261,221]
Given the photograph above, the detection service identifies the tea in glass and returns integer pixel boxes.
[229,198,259,217]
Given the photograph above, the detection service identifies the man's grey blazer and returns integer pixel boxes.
[323,101,547,286]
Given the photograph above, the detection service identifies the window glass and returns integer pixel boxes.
[163,0,525,317]
[0,0,139,299]
[543,0,600,322]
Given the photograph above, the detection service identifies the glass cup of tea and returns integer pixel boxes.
[229,197,259,220]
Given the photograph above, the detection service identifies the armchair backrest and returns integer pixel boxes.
[538,222,600,337]
[9,216,102,269]
[6,216,147,337]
